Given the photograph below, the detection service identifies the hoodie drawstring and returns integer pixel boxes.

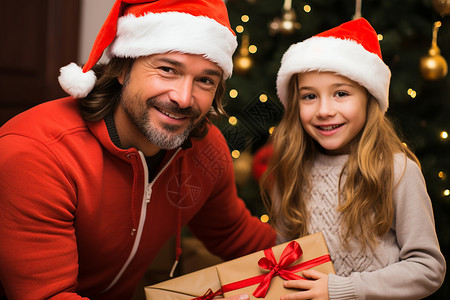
[169,207,183,277]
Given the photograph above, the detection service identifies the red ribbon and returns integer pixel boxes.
[191,241,331,299]
[192,288,223,300]
[252,241,304,297]
[221,241,331,298]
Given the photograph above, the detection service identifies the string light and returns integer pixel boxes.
[229,89,238,98]
[269,126,275,134]
[407,88,417,99]
[248,45,257,54]
[259,94,268,103]
[231,150,240,159]
[260,214,270,223]
[438,171,446,180]
[235,25,244,33]
[377,34,383,41]
[444,189,450,197]
[241,15,250,23]
[228,116,238,125]
[304,5,311,13]
[441,131,448,139]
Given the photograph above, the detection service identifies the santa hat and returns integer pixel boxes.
[58,0,237,98]
[277,18,391,113]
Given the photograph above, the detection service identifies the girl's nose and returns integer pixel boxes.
[316,98,336,118]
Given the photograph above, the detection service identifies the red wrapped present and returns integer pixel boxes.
[145,232,335,299]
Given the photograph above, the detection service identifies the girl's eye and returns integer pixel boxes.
[335,91,349,97]
[301,94,316,100]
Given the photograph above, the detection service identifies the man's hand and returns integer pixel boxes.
[280,269,329,300]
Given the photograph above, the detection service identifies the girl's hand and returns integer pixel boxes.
[280,269,329,300]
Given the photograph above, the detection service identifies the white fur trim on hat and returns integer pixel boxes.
[107,12,238,78]
[277,36,391,112]
[58,63,97,99]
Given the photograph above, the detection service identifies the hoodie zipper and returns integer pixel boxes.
[102,148,181,294]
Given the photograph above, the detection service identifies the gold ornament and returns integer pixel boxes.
[269,0,301,35]
[420,22,448,80]
[233,151,253,187]
[233,33,253,74]
[432,0,450,17]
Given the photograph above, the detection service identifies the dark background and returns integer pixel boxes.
[1,0,449,298]
[220,0,450,298]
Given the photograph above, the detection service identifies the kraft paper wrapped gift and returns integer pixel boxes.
[145,232,335,299]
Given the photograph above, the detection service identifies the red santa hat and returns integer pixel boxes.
[277,18,391,113]
[58,0,237,98]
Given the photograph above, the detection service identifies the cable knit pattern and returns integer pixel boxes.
[277,152,446,299]
[307,154,385,278]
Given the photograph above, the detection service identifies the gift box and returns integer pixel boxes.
[145,232,335,299]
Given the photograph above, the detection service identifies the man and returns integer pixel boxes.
[0,1,275,299]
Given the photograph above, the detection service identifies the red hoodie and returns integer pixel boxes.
[0,97,275,299]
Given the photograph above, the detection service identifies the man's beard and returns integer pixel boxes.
[121,90,201,150]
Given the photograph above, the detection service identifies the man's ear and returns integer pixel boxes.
[118,60,134,86]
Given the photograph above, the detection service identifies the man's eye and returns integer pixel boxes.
[160,66,174,73]
[201,78,213,84]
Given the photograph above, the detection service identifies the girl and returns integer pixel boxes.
[261,18,446,299]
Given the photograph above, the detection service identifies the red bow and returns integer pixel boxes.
[192,288,224,300]
[192,240,331,299]
[252,241,304,298]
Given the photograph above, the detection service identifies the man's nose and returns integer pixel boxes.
[170,78,194,109]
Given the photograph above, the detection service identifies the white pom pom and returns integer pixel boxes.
[58,62,97,98]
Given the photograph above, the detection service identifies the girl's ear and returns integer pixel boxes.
[117,71,125,85]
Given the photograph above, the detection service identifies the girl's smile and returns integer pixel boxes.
[297,71,368,155]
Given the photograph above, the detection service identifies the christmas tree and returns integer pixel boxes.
[217,0,450,298]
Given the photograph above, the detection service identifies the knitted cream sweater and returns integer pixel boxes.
[277,153,446,299]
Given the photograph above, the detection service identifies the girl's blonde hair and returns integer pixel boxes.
[260,75,420,250]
